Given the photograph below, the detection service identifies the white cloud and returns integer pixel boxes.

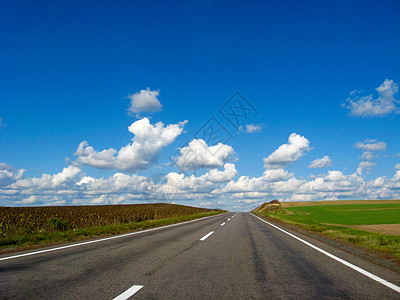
[357,161,376,175]
[230,192,270,199]
[165,172,217,193]
[361,151,374,160]
[355,139,386,151]
[200,201,212,207]
[76,172,151,194]
[354,139,386,175]
[262,168,293,181]
[308,156,332,168]
[164,163,237,194]
[175,139,235,170]
[325,170,347,181]
[75,118,187,172]
[394,163,400,170]
[221,176,269,193]
[236,199,260,204]
[0,163,25,187]
[202,163,238,182]
[16,195,39,205]
[128,88,162,114]
[245,124,262,133]
[344,79,399,117]
[263,133,310,169]
[11,165,81,190]
[2,161,400,209]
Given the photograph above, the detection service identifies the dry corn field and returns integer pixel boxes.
[0,203,215,236]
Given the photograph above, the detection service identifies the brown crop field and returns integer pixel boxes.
[0,203,224,250]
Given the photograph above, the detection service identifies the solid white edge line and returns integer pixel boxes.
[221,223,225,226]
[0,213,226,261]
[250,213,400,294]
[113,285,143,300]
[200,231,214,241]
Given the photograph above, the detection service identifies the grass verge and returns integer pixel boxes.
[0,211,223,252]
[254,209,400,264]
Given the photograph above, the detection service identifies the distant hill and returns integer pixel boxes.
[253,200,281,213]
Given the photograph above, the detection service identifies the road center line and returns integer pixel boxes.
[221,222,225,226]
[251,213,400,294]
[0,213,225,261]
[200,231,214,241]
[113,285,143,300]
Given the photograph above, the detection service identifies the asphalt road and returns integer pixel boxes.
[1,212,399,299]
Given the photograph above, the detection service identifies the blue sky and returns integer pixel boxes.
[1,0,400,210]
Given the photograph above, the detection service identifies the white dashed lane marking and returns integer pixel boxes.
[113,285,143,300]
[200,231,214,241]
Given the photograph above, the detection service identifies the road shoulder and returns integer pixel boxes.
[253,212,400,274]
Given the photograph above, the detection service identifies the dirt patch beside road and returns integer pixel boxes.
[334,224,400,236]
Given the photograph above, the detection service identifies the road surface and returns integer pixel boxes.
[1,212,399,299]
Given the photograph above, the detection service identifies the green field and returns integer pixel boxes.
[284,203,400,225]
[253,200,400,263]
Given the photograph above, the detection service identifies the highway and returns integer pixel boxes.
[1,212,399,299]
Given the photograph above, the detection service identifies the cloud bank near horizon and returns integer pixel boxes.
[2,128,400,209]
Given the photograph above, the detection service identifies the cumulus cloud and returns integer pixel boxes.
[355,139,386,151]
[164,163,237,194]
[0,163,25,187]
[76,172,151,194]
[217,167,398,206]
[357,161,376,175]
[16,195,39,205]
[262,168,293,181]
[11,165,82,190]
[308,156,332,168]
[75,118,187,172]
[361,151,374,160]
[175,139,235,170]
[2,161,400,209]
[355,139,386,175]
[128,88,162,114]
[236,199,260,204]
[202,163,238,182]
[263,133,310,169]
[245,124,262,133]
[344,79,399,117]
[1,165,154,206]
[394,163,400,170]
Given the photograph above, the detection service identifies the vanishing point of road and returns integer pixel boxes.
[1,212,399,299]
